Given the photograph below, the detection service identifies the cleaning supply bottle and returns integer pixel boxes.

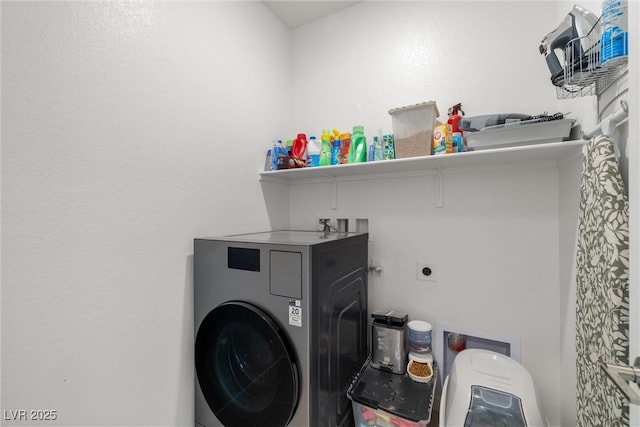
[264,148,272,171]
[368,139,376,162]
[447,103,464,135]
[291,133,308,167]
[332,139,341,165]
[339,133,351,164]
[271,139,288,170]
[374,129,384,161]
[348,126,367,163]
[452,132,463,153]
[600,0,628,66]
[320,129,332,166]
[306,136,321,167]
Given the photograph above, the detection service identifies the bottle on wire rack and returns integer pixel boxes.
[600,0,628,67]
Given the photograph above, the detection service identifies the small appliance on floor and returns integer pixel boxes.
[439,349,547,427]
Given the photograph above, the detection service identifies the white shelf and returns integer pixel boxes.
[259,140,586,184]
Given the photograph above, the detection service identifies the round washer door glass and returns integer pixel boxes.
[195,301,299,427]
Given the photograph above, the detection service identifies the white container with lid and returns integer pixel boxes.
[408,320,433,354]
[388,101,440,158]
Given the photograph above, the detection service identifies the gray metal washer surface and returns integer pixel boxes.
[194,230,368,427]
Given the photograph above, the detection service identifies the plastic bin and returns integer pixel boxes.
[388,101,440,158]
[352,400,427,427]
[465,119,575,150]
[348,358,437,427]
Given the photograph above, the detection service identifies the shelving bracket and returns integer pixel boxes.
[435,170,444,208]
[331,178,337,210]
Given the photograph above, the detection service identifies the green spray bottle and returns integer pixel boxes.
[348,125,367,163]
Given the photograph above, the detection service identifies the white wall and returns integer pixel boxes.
[288,165,565,421]
[1,2,289,426]
[291,1,562,137]
[287,2,578,425]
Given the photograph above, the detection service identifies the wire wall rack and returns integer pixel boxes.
[557,16,628,99]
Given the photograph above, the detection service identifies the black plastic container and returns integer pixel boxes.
[347,358,438,426]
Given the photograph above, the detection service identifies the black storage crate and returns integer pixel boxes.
[347,358,438,426]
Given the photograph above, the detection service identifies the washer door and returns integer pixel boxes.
[195,301,299,427]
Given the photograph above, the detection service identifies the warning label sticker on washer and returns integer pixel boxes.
[288,305,302,327]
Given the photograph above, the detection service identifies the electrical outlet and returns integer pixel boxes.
[417,262,437,282]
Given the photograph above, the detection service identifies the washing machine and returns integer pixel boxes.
[194,230,369,427]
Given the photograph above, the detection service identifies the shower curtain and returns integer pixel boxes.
[576,134,630,426]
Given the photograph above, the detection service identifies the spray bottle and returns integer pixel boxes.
[447,103,465,135]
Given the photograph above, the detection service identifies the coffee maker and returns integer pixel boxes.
[370,310,409,374]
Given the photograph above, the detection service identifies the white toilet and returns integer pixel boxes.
[439,349,547,426]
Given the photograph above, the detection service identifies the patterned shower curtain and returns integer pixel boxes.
[576,135,630,426]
